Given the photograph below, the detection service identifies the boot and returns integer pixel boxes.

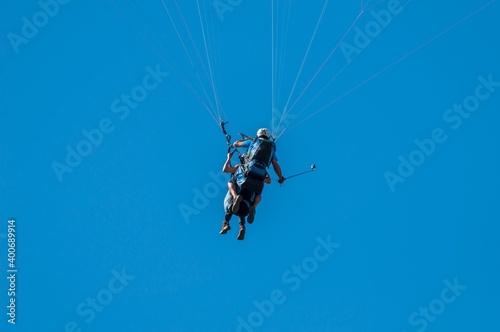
[247,206,256,224]
[237,225,246,240]
[219,221,230,234]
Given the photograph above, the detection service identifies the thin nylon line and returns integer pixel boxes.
[276,0,291,108]
[210,9,227,122]
[363,0,384,12]
[275,0,496,140]
[277,0,330,133]
[172,0,217,112]
[200,1,227,121]
[160,0,218,116]
[284,1,371,116]
[275,1,363,136]
[272,0,276,133]
[111,0,219,125]
[160,0,196,70]
[281,8,364,124]
[294,0,395,119]
[196,0,223,121]
[173,0,210,81]
[196,0,223,120]
[275,0,387,139]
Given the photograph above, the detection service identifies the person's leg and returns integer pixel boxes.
[220,213,232,234]
[248,193,261,224]
[231,184,243,213]
[228,182,239,199]
[237,216,246,240]
[253,194,261,208]
[220,214,231,234]
[220,191,233,234]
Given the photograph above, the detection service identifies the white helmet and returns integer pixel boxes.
[257,128,271,139]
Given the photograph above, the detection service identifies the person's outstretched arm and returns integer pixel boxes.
[272,159,285,183]
[222,152,239,173]
[232,139,246,148]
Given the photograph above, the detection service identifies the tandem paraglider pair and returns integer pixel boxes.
[218,126,316,240]
[219,128,283,240]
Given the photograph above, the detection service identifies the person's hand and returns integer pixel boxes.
[278,177,286,184]
[227,151,234,159]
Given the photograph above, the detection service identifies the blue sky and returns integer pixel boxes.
[1,0,499,331]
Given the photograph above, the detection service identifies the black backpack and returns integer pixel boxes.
[247,138,275,167]
[242,138,275,182]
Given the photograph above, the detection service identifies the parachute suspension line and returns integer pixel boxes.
[196,0,225,122]
[360,0,379,12]
[111,0,218,124]
[271,0,276,134]
[290,1,380,125]
[272,0,290,135]
[208,1,221,104]
[170,0,219,114]
[275,20,368,141]
[294,60,351,120]
[276,0,292,109]
[275,7,368,140]
[197,0,227,121]
[280,0,329,123]
[364,0,385,12]
[172,0,209,77]
[160,0,218,118]
[160,0,193,68]
[277,0,495,138]
[282,9,364,120]
[311,0,497,114]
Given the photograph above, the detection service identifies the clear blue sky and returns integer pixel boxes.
[1,0,499,331]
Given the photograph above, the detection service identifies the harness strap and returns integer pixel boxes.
[219,120,234,153]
